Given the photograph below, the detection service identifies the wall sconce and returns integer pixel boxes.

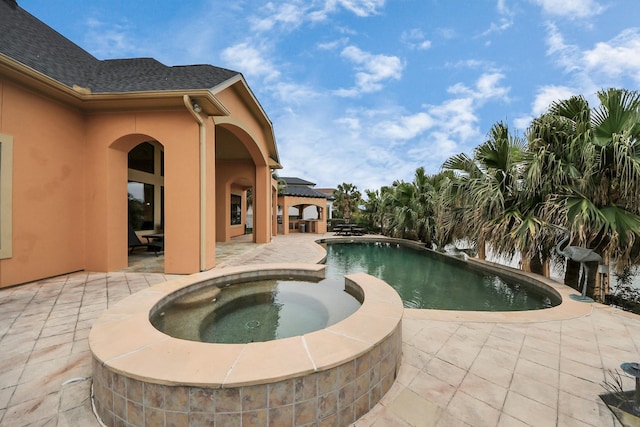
[192,102,202,113]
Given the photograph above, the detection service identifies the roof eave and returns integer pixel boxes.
[0,54,232,115]
[210,74,281,168]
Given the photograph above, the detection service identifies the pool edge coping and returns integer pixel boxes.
[319,235,595,323]
[89,263,404,388]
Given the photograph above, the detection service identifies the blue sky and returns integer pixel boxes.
[20,0,640,191]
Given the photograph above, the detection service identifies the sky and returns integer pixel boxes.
[19,0,640,192]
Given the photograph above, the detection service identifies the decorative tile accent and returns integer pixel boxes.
[126,377,143,403]
[146,383,164,409]
[215,388,241,413]
[269,380,293,407]
[189,388,216,412]
[165,385,189,411]
[242,385,268,411]
[93,325,402,426]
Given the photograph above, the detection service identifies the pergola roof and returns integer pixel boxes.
[279,177,327,199]
[280,177,316,186]
[280,185,328,199]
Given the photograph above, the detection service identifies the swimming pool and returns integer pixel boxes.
[323,240,559,311]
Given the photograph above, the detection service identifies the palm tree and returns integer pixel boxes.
[333,183,362,222]
[362,187,394,234]
[379,167,444,245]
[527,88,640,296]
[442,122,531,264]
[386,179,419,240]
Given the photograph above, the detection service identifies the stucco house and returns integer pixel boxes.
[0,0,281,287]
[277,177,328,234]
[315,188,336,220]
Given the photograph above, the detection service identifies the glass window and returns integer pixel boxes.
[128,141,164,233]
[128,182,154,230]
[231,194,242,225]
[0,134,12,259]
[128,142,155,174]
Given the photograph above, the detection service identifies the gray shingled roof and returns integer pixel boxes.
[88,59,238,93]
[279,177,327,198]
[0,0,239,93]
[280,177,316,186]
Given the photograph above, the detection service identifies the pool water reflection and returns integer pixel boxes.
[151,278,361,343]
[324,241,557,311]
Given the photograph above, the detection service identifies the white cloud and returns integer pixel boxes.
[543,24,640,97]
[335,0,386,16]
[374,113,435,140]
[436,28,457,40]
[317,39,348,51]
[310,0,386,21]
[250,2,307,32]
[401,29,432,50]
[270,81,321,103]
[583,29,640,84]
[273,68,512,190]
[513,115,533,131]
[531,85,577,115]
[336,45,404,96]
[427,98,479,142]
[480,1,514,37]
[497,0,509,15]
[447,72,510,104]
[531,0,604,18]
[407,132,459,166]
[480,18,513,37]
[83,18,139,59]
[544,23,583,73]
[513,85,578,132]
[220,42,280,81]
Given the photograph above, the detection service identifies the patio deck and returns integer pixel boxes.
[0,233,634,426]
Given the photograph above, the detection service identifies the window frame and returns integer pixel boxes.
[230,194,242,226]
[127,141,164,232]
[0,134,13,259]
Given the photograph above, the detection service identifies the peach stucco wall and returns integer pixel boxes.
[84,111,206,275]
[0,81,86,286]
[0,76,276,287]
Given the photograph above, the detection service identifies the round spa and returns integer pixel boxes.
[150,278,362,344]
[89,264,403,427]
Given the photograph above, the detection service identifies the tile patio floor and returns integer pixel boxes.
[0,233,637,426]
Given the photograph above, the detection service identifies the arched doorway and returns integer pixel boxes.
[214,123,271,243]
[127,141,165,269]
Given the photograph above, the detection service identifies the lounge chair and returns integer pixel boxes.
[128,223,162,256]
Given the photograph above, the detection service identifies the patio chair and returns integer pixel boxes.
[128,222,162,256]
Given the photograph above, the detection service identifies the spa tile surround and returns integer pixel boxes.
[90,264,404,426]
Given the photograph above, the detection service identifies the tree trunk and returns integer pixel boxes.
[477,239,486,260]
[528,254,545,276]
[585,261,599,299]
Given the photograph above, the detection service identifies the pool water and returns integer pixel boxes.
[324,241,556,311]
[151,278,361,344]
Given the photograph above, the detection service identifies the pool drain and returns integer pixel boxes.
[245,320,260,329]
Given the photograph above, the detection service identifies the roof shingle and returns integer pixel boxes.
[0,0,239,93]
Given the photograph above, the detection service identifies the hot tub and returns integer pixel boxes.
[150,277,362,344]
[89,263,403,426]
